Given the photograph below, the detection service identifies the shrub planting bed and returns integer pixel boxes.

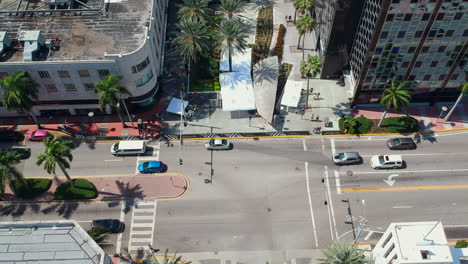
[339,116,373,134]
[54,179,98,200]
[11,178,52,199]
[252,7,274,65]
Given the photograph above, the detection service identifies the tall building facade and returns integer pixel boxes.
[0,0,168,117]
[314,0,365,79]
[348,0,468,104]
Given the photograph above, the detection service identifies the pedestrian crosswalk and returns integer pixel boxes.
[128,200,157,253]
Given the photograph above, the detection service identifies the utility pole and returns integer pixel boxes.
[178,89,184,165]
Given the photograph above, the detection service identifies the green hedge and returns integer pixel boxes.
[252,7,274,65]
[339,116,373,134]
[54,179,98,200]
[456,240,468,248]
[382,115,419,133]
[273,24,286,58]
[191,79,221,92]
[11,178,52,199]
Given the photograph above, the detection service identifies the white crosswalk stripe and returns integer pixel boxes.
[128,200,157,253]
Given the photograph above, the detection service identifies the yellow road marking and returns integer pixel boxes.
[342,185,468,192]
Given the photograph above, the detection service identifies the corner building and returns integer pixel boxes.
[348,0,468,104]
[0,0,168,116]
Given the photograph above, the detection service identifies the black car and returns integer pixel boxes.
[0,148,31,159]
[91,219,125,233]
[0,130,24,142]
[387,137,417,150]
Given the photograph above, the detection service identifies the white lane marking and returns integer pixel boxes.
[360,152,468,157]
[304,162,319,248]
[364,231,375,240]
[338,168,468,175]
[444,224,468,227]
[104,159,123,162]
[75,220,92,223]
[303,139,308,151]
[392,206,413,209]
[325,166,339,240]
[116,201,126,254]
[334,138,388,142]
[383,174,399,186]
[334,170,342,194]
[330,139,336,155]
[322,138,325,152]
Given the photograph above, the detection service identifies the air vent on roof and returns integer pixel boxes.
[0,32,12,54]
[18,30,45,61]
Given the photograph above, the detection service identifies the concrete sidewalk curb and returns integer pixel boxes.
[321,127,468,137]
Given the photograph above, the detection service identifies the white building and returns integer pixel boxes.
[0,220,112,263]
[372,222,453,264]
[0,0,168,117]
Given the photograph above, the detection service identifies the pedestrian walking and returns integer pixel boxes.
[288,15,292,21]
[285,15,288,22]
[316,115,320,121]
[310,114,314,121]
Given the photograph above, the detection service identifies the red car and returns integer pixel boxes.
[28,130,47,141]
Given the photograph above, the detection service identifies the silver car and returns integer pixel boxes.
[333,152,362,165]
[205,139,232,150]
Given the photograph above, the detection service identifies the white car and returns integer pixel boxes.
[204,139,232,150]
[370,155,403,169]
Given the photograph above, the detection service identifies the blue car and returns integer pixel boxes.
[138,161,165,173]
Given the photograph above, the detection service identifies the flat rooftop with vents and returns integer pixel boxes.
[0,220,111,264]
[0,0,151,62]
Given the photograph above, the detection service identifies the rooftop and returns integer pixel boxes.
[0,220,110,264]
[0,0,151,62]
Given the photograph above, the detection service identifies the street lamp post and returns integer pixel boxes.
[178,89,184,165]
[342,199,356,240]
[439,106,448,119]
[88,111,98,131]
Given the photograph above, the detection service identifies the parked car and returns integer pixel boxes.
[91,219,125,233]
[332,152,362,165]
[138,161,166,173]
[205,139,232,150]
[0,148,31,159]
[387,137,416,150]
[28,130,48,142]
[370,155,403,169]
[0,130,24,142]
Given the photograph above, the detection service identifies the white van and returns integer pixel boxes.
[111,140,146,156]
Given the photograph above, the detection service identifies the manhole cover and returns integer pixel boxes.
[347,170,353,176]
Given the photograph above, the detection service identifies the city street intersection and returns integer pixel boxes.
[1,131,468,263]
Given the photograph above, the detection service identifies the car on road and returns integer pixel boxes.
[332,152,362,165]
[370,155,403,169]
[91,219,125,233]
[138,161,166,173]
[0,130,24,142]
[387,137,416,150]
[0,148,31,159]
[28,130,48,141]
[205,139,232,150]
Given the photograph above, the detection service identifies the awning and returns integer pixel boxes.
[166,97,189,115]
[252,56,279,124]
[219,48,252,72]
[220,71,256,111]
[280,80,304,107]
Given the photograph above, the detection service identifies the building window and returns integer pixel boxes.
[407,47,416,53]
[421,46,430,53]
[428,30,437,38]
[58,70,70,78]
[131,57,151,74]
[391,47,400,54]
[397,31,406,38]
[78,70,90,77]
[454,12,463,20]
[38,71,50,79]
[403,14,412,21]
[135,69,154,87]
[375,47,383,54]
[451,74,459,80]
[439,74,447,80]
[430,61,438,67]
[415,61,422,67]
[423,75,431,81]
[98,69,110,77]
[463,30,468,37]
[445,30,454,37]
[409,75,416,81]
[436,13,445,20]
[0,72,9,79]
[46,84,57,92]
[414,31,423,38]
[420,250,430,260]
[64,83,77,91]
[402,61,410,68]
[84,83,95,91]
[381,31,388,39]
[437,46,447,53]
[384,244,395,258]
[386,14,394,22]
[421,13,430,21]
[446,61,454,67]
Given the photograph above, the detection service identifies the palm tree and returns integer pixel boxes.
[94,74,133,128]
[218,0,245,20]
[174,18,211,92]
[36,134,75,187]
[443,83,468,122]
[0,70,40,128]
[318,241,366,264]
[146,249,191,264]
[217,19,248,72]
[378,80,412,127]
[0,150,25,199]
[87,227,111,248]
[177,0,212,23]
[300,55,322,109]
[293,0,314,23]
[295,13,315,59]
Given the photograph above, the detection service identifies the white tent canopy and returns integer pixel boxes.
[220,71,256,111]
[166,97,189,115]
[280,80,304,108]
[219,48,252,72]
